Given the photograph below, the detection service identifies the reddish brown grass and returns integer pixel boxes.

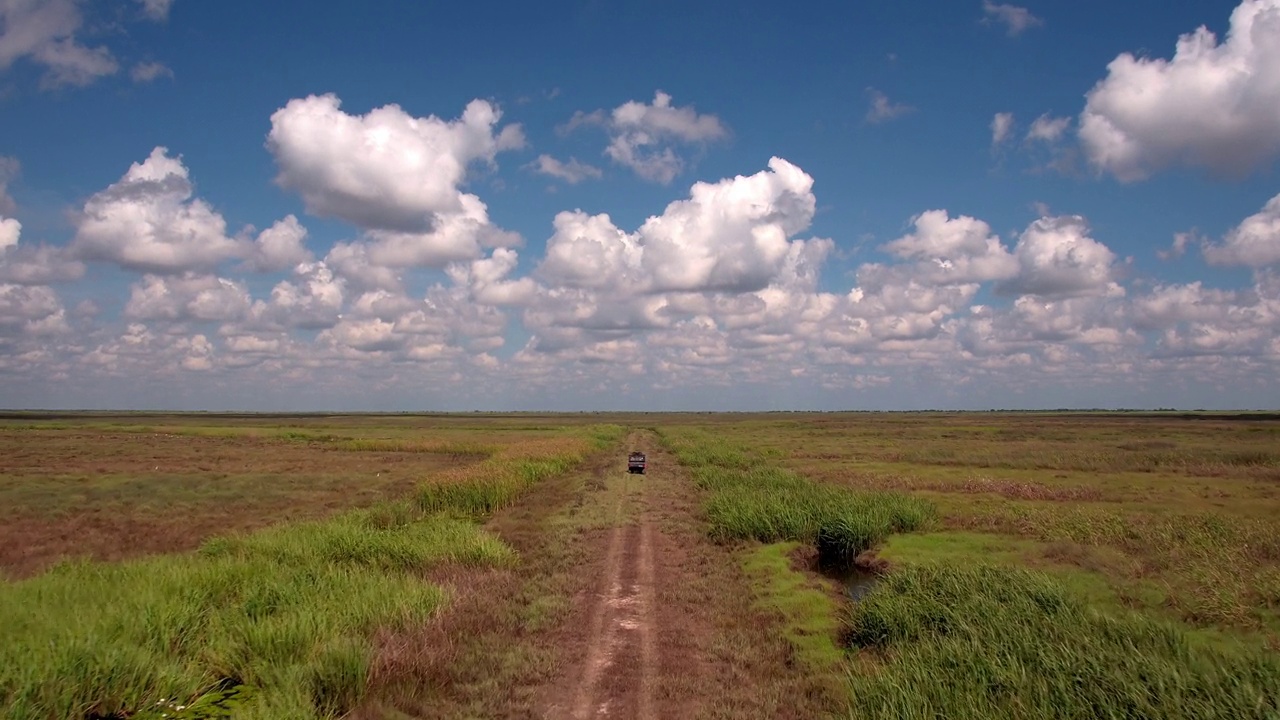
[0,429,477,578]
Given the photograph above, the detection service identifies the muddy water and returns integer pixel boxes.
[822,565,880,602]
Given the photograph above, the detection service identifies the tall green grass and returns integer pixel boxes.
[417,425,624,516]
[845,564,1280,719]
[661,429,934,562]
[0,510,510,719]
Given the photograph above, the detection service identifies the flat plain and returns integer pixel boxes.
[1,411,1277,719]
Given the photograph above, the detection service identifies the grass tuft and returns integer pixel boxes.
[845,564,1280,719]
[661,429,934,560]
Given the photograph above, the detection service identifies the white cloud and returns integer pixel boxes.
[361,194,522,268]
[0,0,118,88]
[1079,0,1280,181]
[880,210,1019,285]
[0,215,17,251]
[529,154,603,184]
[998,216,1122,298]
[0,282,66,335]
[0,243,85,284]
[865,88,913,124]
[71,147,243,274]
[1132,282,1247,330]
[981,1,1044,36]
[136,0,173,21]
[130,61,172,83]
[246,214,312,273]
[449,248,538,306]
[566,91,727,184]
[1203,193,1280,267]
[323,242,401,292]
[538,157,817,296]
[991,112,1014,146]
[125,273,251,323]
[1026,114,1070,143]
[254,261,345,329]
[267,94,524,233]
[69,147,304,277]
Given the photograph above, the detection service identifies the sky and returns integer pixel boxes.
[1,0,1279,411]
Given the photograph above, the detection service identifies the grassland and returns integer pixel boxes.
[0,413,621,719]
[2,411,1278,718]
[658,412,1280,718]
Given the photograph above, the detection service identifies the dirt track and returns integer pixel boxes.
[367,431,842,719]
[541,433,712,720]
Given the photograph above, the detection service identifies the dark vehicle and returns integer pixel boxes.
[628,451,647,474]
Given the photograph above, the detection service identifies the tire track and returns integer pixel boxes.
[571,501,629,719]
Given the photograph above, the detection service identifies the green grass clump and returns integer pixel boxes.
[417,425,623,516]
[0,511,512,719]
[417,455,582,515]
[662,429,934,559]
[845,564,1280,719]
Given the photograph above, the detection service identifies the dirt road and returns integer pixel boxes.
[539,432,721,720]
[368,431,842,719]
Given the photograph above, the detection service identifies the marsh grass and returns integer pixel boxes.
[845,564,1280,719]
[416,427,623,516]
[954,504,1280,630]
[661,430,934,561]
[0,422,619,719]
[0,510,510,719]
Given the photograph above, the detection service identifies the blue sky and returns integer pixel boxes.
[1,0,1279,410]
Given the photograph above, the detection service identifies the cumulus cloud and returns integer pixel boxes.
[322,242,401,292]
[70,147,309,276]
[245,215,311,273]
[0,215,17,251]
[538,157,817,296]
[981,1,1044,35]
[0,243,85,284]
[879,210,1018,284]
[1079,0,1280,181]
[565,91,727,184]
[8,141,1280,408]
[253,261,345,329]
[528,154,602,184]
[998,216,1122,298]
[1026,114,1070,143]
[130,61,172,83]
[71,148,242,273]
[0,0,118,88]
[991,112,1014,146]
[0,282,67,336]
[268,94,524,233]
[1203,193,1280,267]
[125,273,251,322]
[865,88,913,124]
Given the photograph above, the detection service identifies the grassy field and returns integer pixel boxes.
[657,412,1280,718]
[2,411,1278,718]
[0,414,621,719]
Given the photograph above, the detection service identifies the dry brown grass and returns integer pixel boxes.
[0,426,484,578]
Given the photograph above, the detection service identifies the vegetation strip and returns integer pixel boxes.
[844,564,1280,719]
[664,419,1280,718]
[658,427,933,560]
[0,424,622,720]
